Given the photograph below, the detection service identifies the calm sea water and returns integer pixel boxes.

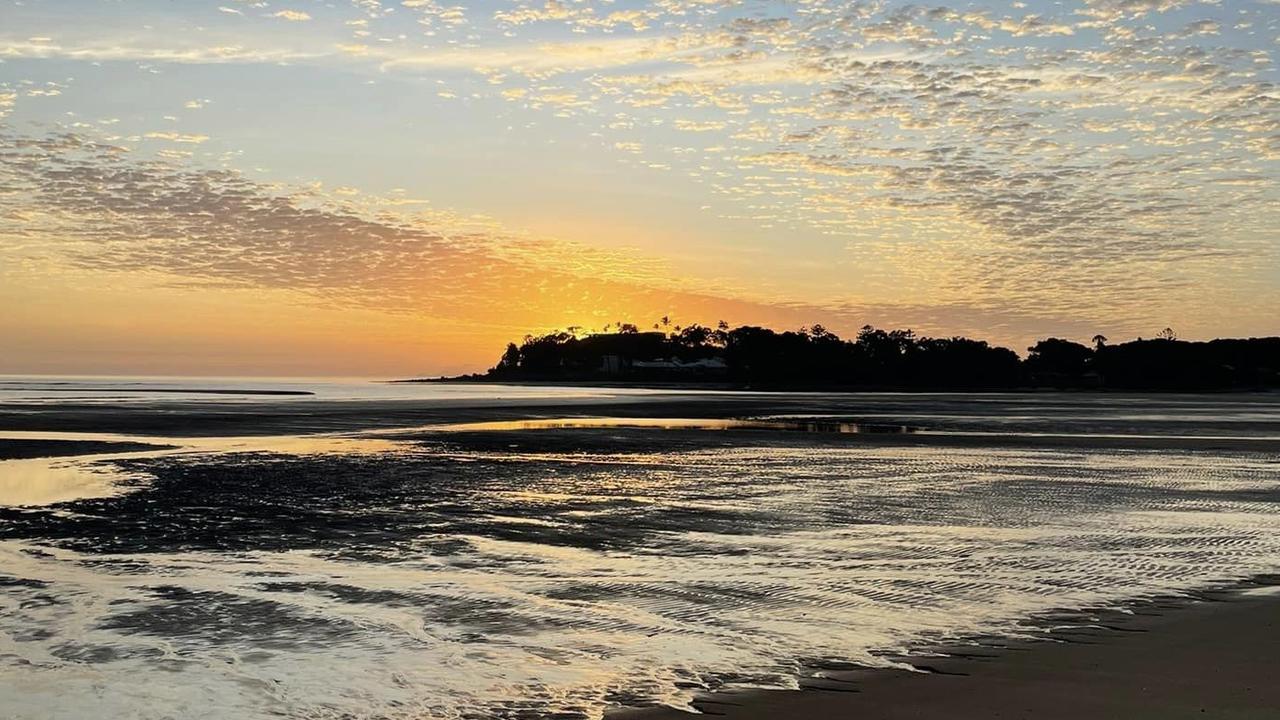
[0,375,667,403]
[1,379,1278,719]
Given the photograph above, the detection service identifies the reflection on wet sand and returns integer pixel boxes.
[0,392,1279,719]
[0,456,152,506]
[0,431,408,507]
[6,418,880,507]
[435,417,917,434]
[7,407,1278,509]
[1,435,1278,720]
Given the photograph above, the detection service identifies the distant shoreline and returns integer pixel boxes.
[392,376,739,391]
[462,326,1280,392]
[392,376,1278,394]
[6,387,315,396]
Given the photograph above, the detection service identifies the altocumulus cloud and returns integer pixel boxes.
[271,10,313,22]
[0,0,1276,340]
[0,126,1110,344]
[0,127,859,332]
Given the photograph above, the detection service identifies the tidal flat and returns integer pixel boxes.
[0,381,1278,719]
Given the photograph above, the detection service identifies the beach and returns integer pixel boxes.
[0,379,1278,719]
[622,581,1280,720]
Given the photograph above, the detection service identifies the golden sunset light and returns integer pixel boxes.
[2,0,1276,375]
[1,3,1279,720]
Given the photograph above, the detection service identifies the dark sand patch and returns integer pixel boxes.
[0,439,177,460]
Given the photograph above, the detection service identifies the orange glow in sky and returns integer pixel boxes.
[1,0,1277,375]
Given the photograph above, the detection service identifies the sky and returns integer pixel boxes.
[1,0,1277,376]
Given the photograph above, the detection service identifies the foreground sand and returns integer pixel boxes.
[2,389,1279,718]
[620,584,1280,720]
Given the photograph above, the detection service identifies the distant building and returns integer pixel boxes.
[632,358,679,370]
[683,357,727,370]
[633,357,727,374]
[598,353,728,378]
[600,355,626,376]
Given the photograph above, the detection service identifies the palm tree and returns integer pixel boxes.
[1091,334,1107,350]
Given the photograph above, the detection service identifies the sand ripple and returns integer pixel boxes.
[0,441,1278,719]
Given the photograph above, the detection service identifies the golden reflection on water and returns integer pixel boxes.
[0,456,144,506]
[0,431,407,507]
[3,419,825,508]
[435,417,915,434]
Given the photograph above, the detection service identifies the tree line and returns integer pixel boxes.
[468,321,1280,390]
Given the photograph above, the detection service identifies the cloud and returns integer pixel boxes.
[509,0,1276,322]
[1180,19,1221,35]
[377,36,714,75]
[0,126,1146,350]
[271,10,313,22]
[0,128,690,326]
[1078,0,1189,21]
[673,119,728,132]
[143,132,210,143]
[1,0,1275,346]
[0,39,321,64]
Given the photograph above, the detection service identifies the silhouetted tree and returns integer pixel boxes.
[676,324,714,348]
[490,343,521,376]
[1025,338,1093,386]
[909,337,1020,388]
[477,322,1279,390]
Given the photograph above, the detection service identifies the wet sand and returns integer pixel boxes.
[2,388,1279,717]
[620,582,1280,720]
[2,392,1279,450]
